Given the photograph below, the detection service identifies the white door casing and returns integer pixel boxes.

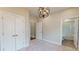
[74,17,79,49]
[61,17,79,49]
[0,15,3,51]
[74,18,78,48]
[78,18,79,49]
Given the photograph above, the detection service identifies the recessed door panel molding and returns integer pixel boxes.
[0,12,28,51]
[3,13,16,51]
[15,15,26,50]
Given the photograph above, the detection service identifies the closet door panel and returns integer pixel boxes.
[15,15,25,50]
[3,13,15,51]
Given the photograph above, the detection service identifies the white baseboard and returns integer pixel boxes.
[43,39,62,46]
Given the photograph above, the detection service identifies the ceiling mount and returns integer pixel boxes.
[39,7,50,18]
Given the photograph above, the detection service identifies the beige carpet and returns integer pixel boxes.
[19,39,77,51]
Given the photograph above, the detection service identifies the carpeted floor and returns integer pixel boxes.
[19,39,77,51]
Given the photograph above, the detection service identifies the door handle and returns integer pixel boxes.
[16,34,18,36]
[12,35,16,37]
[12,34,18,37]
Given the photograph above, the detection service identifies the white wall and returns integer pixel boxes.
[42,13,61,45]
[42,8,79,45]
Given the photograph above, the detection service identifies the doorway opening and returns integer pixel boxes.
[62,17,79,49]
[30,19,36,40]
[30,19,43,41]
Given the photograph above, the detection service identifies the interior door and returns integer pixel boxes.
[36,21,43,40]
[78,18,79,49]
[3,13,15,51]
[15,15,26,50]
[74,18,78,48]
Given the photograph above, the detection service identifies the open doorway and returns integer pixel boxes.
[30,19,36,40]
[62,17,79,49]
[30,18,43,41]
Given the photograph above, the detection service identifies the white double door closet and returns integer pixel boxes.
[0,12,26,51]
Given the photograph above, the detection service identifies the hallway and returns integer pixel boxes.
[19,39,76,51]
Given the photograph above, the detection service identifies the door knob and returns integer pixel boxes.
[12,35,16,37]
[12,34,18,37]
[16,34,18,36]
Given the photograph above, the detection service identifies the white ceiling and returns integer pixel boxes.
[28,7,69,18]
